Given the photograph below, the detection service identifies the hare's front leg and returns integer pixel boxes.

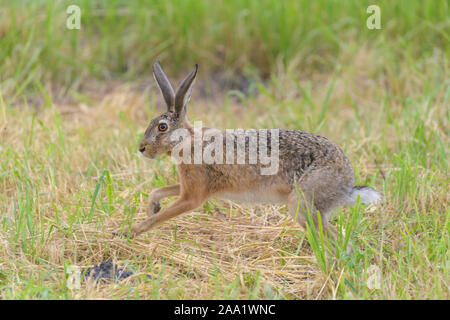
[130,194,205,238]
[147,184,180,216]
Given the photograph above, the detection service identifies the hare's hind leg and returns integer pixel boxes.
[288,189,336,240]
[288,167,352,251]
[147,184,180,216]
[288,189,339,257]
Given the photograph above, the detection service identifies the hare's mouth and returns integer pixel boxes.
[139,145,156,159]
[142,151,157,159]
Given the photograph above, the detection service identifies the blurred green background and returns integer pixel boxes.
[0,0,448,100]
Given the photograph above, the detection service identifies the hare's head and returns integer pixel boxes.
[139,61,198,159]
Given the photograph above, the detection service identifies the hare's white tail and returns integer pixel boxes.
[348,186,382,204]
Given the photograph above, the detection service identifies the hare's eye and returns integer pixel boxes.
[158,123,168,132]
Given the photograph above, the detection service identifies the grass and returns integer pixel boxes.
[0,0,449,299]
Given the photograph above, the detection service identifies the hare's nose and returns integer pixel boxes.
[139,143,146,153]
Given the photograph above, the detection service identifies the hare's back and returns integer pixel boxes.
[278,129,354,183]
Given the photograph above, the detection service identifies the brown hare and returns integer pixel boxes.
[118,61,381,251]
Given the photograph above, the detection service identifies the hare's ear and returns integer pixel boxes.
[152,61,175,112]
[174,64,198,119]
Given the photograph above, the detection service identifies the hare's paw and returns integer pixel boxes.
[147,201,161,216]
[112,228,137,239]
